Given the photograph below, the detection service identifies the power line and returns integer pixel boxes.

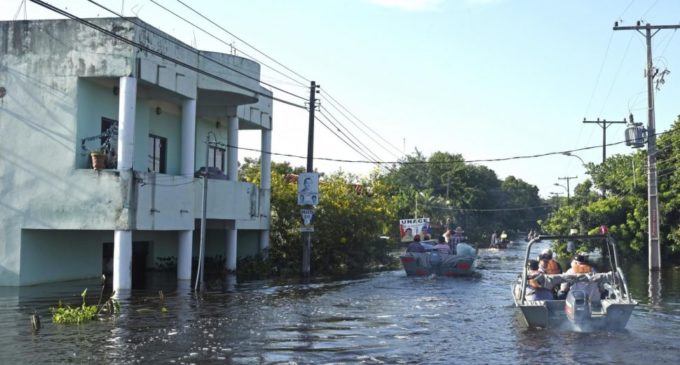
[30,0,307,110]
[321,90,404,157]
[318,107,385,163]
[171,0,310,86]
[87,0,308,103]
[314,114,382,166]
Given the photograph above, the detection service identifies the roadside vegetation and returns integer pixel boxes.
[542,117,680,262]
[238,151,546,278]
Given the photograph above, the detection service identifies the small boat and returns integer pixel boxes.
[400,240,477,276]
[511,233,637,330]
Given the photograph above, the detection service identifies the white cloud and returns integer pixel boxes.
[368,0,445,11]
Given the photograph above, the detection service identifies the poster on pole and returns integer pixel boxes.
[399,218,431,242]
[297,172,319,206]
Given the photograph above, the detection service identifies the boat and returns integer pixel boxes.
[511,233,637,330]
[400,240,477,276]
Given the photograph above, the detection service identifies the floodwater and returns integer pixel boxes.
[1,240,679,364]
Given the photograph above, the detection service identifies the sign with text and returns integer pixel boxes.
[297,172,319,206]
[399,218,431,242]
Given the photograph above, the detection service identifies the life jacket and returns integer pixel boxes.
[541,259,561,275]
[571,261,592,274]
[527,269,543,289]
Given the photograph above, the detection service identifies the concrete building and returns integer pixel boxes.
[0,18,273,288]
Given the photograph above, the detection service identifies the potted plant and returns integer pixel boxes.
[89,149,106,170]
[81,125,118,170]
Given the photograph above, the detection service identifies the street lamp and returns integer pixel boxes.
[554,183,570,205]
[561,151,586,166]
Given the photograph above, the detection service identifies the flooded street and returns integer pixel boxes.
[1,240,679,364]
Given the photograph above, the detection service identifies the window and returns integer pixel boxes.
[209,146,225,172]
[148,134,167,173]
[100,117,118,169]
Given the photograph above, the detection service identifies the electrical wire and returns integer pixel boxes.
[171,0,310,86]
[87,0,307,103]
[321,89,404,157]
[318,107,385,163]
[30,0,307,110]
[314,114,383,166]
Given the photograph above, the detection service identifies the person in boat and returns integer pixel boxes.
[557,251,596,299]
[525,259,554,301]
[452,226,465,244]
[538,249,562,275]
[443,228,453,244]
[490,231,499,248]
[433,235,451,255]
[500,230,509,243]
[406,234,425,253]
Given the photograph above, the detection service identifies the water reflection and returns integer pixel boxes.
[1,242,679,363]
[648,270,663,310]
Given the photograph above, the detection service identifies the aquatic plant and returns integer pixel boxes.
[51,277,120,324]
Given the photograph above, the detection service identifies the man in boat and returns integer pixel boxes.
[525,259,554,300]
[433,236,451,255]
[490,231,499,248]
[557,252,596,299]
[406,234,425,253]
[452,227,465,244]
[538,249,562,275]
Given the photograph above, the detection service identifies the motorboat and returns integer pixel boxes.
[400,240,476,276]
[511,233,637,330]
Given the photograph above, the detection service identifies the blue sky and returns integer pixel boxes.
[3,0,680,198]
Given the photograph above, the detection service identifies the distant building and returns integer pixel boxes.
[0,18,273,288]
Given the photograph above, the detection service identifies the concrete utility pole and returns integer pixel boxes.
[302,81,318,277]
[557,176,577,205]
[582,117,628,164]
[613,22,680,271]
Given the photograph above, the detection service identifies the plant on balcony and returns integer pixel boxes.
[81,124,118,170]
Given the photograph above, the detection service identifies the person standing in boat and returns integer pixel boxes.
[452,227,465,244]
[538,249,562,274]
[406,234,425,253]
[490,231,499,248]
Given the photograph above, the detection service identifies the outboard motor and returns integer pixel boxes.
[565,289,589,323]
[565,281,599,324]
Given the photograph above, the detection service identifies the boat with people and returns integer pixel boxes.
[511,232,637,330]
[400,239,477,276]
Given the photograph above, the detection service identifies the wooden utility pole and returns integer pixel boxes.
[302,81,318,277]
[613,22,680,271]
[582,118,628,164]
[557,176,577,205]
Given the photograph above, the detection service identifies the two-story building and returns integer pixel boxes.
[0,18,273,289]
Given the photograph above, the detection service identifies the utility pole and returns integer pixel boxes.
[302,81,318,277]
[557,176,577,205]
[613,22,679,271]
[582,117,628,164]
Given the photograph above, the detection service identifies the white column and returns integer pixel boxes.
[178,99,196,281]
[260,129,272,253]
[114,76,136,291]
[227,116,239,181]
[177,231,192,280]
[226,229,237,272]
[116,76,137,170]
[113,230,132,290]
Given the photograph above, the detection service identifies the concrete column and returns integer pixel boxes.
[116,76,137,170]
[259,230,270,256]
[181,99,197,176]
[226,229,238,272]
[227,116,239,181]
[114,76,136,291]
[260,129,272,253]
[178,98,197,281]
[177,231,193,280]
[113,230,132,290]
